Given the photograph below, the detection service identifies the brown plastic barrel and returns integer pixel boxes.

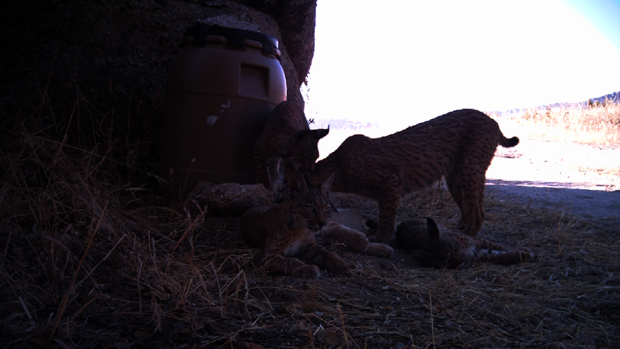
[158,25,287,200]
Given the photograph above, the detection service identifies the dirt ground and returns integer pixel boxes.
[488,140,620,225]
[4,137,619,348]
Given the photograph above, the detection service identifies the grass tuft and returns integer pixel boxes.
[492,98,620,147]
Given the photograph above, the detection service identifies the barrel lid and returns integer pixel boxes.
[183,24,281,59]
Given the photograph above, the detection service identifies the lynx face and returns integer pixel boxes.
[394,218,535,269]
[313,109,519,243]
[254,100,329,201]
[285,169,333,232]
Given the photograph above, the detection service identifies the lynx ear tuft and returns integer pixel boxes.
[287,170,307,199]
[320,171,334,195]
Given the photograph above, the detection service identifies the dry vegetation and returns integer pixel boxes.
[2,82,620,349]
[491,98,620,147]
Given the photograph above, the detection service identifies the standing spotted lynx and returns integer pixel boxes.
[254,100,329,201]
[240,171,358,278]
[393,218,535,268]
[313,109,519,243]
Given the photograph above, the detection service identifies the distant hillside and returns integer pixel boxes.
[492,90,620,117]
[587,91,620,105]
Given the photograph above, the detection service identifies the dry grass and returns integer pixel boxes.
[491,98,620,147]
[2,134,619,348]
[2,84,619,348]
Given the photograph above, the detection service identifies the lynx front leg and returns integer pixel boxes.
[365,243,394,259]
[298,240,359,275]
[479,249,536,265]
[262,243,320,279]
[374,192,400,244]
[322,222,393,258]
[321,222,369,252]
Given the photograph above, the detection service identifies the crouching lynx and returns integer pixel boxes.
[254,100,329,201]
[313,109,519,243]
[240,170,358,278]
[394,218,535,268]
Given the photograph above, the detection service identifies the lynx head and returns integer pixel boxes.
[408,218,464,269]
[282,127,329,178]
[394,219,429,250]
[286,170,334,231]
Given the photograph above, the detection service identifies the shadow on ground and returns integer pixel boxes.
[486,179,620,225]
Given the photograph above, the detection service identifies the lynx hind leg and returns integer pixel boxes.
[445,173,466,230]
[447,161,487,237]
[480,249,536,265]
[299,240,360,275]
[322,221,369,253]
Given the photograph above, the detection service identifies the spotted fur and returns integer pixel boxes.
[240,171,357,278]
[313,109,519,243]
[394,218,535,268]
[254,100,329,201]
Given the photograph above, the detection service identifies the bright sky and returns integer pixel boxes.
[304,0,620,129]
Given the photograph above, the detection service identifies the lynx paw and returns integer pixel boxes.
[365,243,394,259]
[334,261,362,275]
[519,251,536,263]
[292,265,321,279]
[323,222,369,252]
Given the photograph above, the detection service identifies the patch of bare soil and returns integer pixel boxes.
[488,140,620,225]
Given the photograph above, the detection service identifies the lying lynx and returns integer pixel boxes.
[241,170,357,278]
[313,109,519,243]
[394,218,535,268]
[254,100,329,201]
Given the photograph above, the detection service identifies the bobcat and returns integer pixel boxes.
[254,100,329,201]
[313,109,519,243]
[240,170,357,278]
[394,218,535,268]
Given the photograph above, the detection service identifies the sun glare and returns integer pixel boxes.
[306,0,620,129]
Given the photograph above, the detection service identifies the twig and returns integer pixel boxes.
[75,234,126,290]
[48,201,108,342]
[19,296,32,320]
[338,304,350,349]
[429,289,435,349]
